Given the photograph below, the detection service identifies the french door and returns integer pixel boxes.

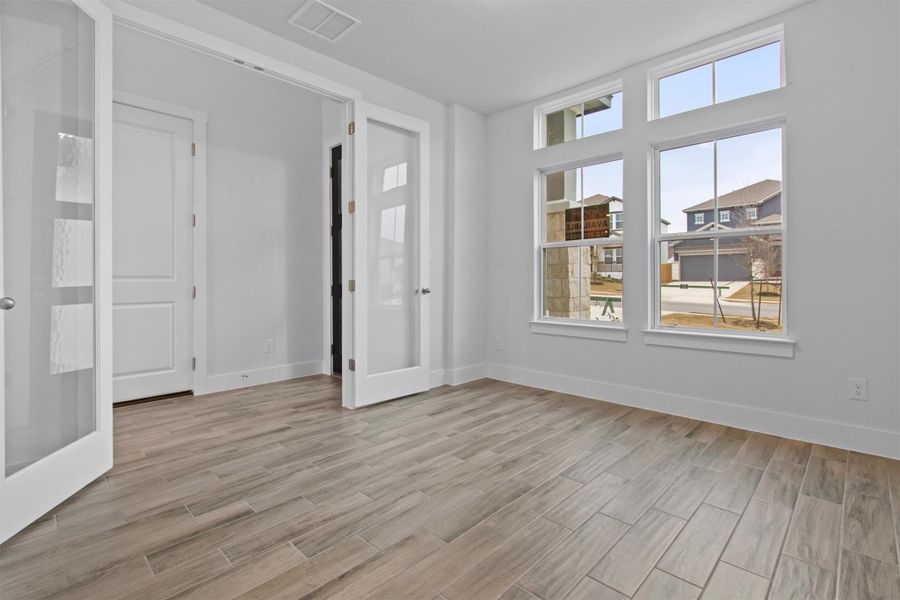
[343,102,430,409]
[0,0,113,543]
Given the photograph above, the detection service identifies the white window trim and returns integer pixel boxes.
[746,207,758,220]
[533,80,622,150]
[648,24,785,120]
[649,118,791,349]
[533,155,626,336]
[719,210,730,223]
[694,213,705,225]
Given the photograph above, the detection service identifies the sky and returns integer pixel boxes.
[573,42,782,234]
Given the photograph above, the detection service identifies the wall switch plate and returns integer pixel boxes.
[849,378,868,401]
[264,339,274,353]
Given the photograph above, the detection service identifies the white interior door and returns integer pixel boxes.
[0,0,113,543]
[343,101,430,409]
[112,103,193,402]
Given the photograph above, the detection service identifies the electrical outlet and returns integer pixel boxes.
[264,338,274,353]
[849,378,867,401]
[495,336,503,351]
[241,374,249,384]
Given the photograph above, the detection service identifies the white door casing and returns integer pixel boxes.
[112,103,194,402]
[343,101,430,409]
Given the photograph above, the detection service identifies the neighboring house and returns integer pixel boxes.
[581,193,670,279]
[672,179,782,282]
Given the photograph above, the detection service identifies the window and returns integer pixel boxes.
[653,27,783,119]
[655,126,784,335]
[610,212,623,231]
[534,82,623,148]
[541,158,623,324]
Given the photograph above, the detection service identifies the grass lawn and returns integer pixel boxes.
[661,312,782,332]
[727,281,782,302]
[591,278,623,295]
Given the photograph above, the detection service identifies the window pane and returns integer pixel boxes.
[582,160,623,240]
[716,128,782,230]
[659,63,712,118]
[546,91,622,146]
[662,239,716,329]
[585,245,623,322]
[543,247,586,319]
[546,160,622,243]
[717,234,783,333]
[660,142,714,234]
[581,91,622,138]
[545,166,576,242]
[716,42,781,104]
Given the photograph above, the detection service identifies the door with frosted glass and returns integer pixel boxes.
[343,102,429,409]
[0,0,113,543]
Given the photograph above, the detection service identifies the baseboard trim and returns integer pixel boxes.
[486,362,900,459]
[448,363,488,386]
[204,361,324,394]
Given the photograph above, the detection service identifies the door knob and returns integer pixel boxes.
[0,297,15,310]
[421,288,431,295]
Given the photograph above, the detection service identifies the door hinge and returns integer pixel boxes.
[348,358,356,371]
[348,121,355,135]
[348,200,356,214]
[192,213,197,227]
[348,279,355,292]
[191,142,196,157]
[192,286,197,299]
[192,357,197,371]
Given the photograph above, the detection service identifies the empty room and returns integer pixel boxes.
[0,0,898,599]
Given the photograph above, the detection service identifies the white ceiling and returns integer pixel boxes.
[192,0,808,114]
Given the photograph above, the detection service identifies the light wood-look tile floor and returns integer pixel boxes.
[2,376,899,600]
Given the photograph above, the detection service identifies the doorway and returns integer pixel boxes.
[330,144,343,375]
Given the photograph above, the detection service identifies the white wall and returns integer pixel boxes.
[113,26,329,385]
[447,104,488,383]
[112,0,452,386]
[483,1,900,457]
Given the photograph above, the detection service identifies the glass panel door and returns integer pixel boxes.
[2,0,96,476]
[344,101,430,409]
[1,0,113,544]
[366,120,420,375]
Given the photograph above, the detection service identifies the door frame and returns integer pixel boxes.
[322,136,343,376]
[111,91,210,397]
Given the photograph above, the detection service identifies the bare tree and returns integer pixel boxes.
[729,208,782,329]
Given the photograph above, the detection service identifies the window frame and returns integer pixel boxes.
[694,213,705,225]
[719,210,730,223]
[533,80,623,150]
[648,25,785,120]
[649,119,788,339]
[533,153,626,333]
[746,206,758,220]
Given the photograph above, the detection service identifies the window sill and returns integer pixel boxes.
[530,320,628,342]
[642,328,794,358]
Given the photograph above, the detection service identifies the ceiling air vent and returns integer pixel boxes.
[288,0,360,43]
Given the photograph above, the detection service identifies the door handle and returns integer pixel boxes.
[0,297,15,310]
[421,288,431,295]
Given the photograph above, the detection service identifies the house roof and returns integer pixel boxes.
[683,179,782,213]
[753,213,783,226]
[583,193,619,206]
[583,193,670,225]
